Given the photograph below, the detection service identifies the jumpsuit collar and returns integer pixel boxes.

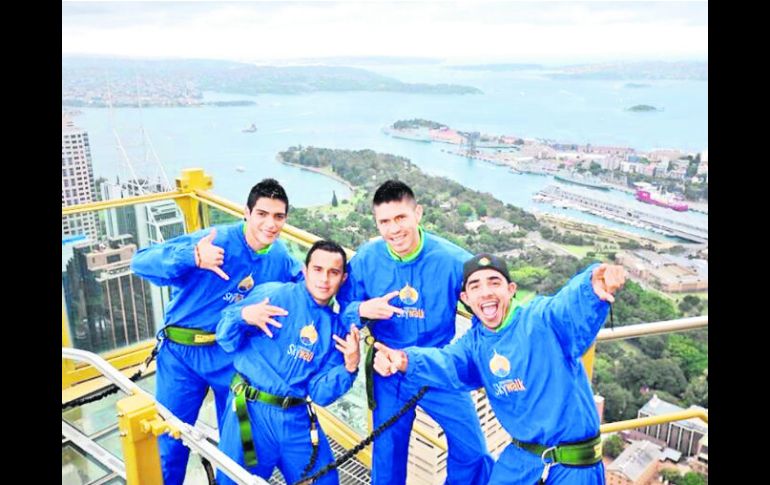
[241,222,273,256]
[386,226,425,263]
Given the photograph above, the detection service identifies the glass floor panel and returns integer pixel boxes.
[62,443,111,485]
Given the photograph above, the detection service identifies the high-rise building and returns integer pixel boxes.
[404,314,512,484]
[100,178,186,328]
[637,394,707,457]
[62,114,98,240]
[101,178,185,245]
[64,235,157,353]
[406,388,511,485]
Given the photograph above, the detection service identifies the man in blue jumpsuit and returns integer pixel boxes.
[215,240,360,485]
[131,178,302,485]
[336,180,493,485]
[373,253,627,484]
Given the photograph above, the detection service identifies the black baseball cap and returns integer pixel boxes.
[462,253,511,290]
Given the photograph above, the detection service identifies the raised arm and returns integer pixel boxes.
[131,227,230,286]
[537,263,625,361]
[374,331,482,392]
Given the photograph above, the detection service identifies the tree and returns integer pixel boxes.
[666,334,708,380]
[635,335,667,359]
[683,372,708,407]
[686,159,700,177]
[668,245,687,255]
[331,190,339,207]
[596,381,635,421]
[613,281,678,325]
[678,295,703,316]
[681,472,707,485]
[592,354,614,385]
[660,469,681,483]
[603,435,625,458]
[457,202,473,217]
[649,359,688,396]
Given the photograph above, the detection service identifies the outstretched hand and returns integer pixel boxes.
[372,342,408,377]
[591,264,627,303]
[195,228,230,281]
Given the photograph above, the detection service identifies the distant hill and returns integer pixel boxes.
[547,61,707,81]
[284,56,445,66]
[447,63,543,71]
[62,56,482,100]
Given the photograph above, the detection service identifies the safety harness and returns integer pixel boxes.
[162,325,217,345]
[229,373,317,469]
[510,434,602,484]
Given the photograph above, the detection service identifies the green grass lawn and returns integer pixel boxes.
[670,291,708,304]
[558,243,620,260]
[559,244,594,258]
[310,189,366,218]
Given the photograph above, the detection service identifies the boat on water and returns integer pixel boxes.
[242,123,257,133]
[553,172,609,191]
[635,189,689,212]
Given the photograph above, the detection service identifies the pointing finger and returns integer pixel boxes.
[212,266,230,281]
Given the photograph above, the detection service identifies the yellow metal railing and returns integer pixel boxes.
[63,348,264,485]
[62,168,709,469]
[61,168,367,473]
[600,408,708,434]
[597,316,708,342]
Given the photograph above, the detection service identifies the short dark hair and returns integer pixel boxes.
[372,180,416,207]
[247,178,289,213]
[305,240,347,272]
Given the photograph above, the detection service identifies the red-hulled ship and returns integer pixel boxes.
[635,189,689,211]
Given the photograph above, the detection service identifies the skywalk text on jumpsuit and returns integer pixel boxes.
[215,281,357,485]
[403,264,609,484]
[336,229,494,485]
[130,223,301,485]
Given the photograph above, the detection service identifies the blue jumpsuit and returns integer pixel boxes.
[403,264,609,484]
[131,222,302,485]
[216,281,358,485]
[337,229,494,485]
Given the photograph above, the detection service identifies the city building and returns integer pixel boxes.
[616,250,708,293]
[637,395,707,457]
[62,114,98,240]
[101,178,185,245]
[63,235,157,354]
[598,157,622,171]
[647,149,684,163]
[687,434,708,477]
[406,389,510,485]
[606,440,663,485]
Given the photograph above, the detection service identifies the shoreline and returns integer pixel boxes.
[277,156,356,191]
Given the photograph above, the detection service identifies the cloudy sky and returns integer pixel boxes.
[62,1,708,63]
